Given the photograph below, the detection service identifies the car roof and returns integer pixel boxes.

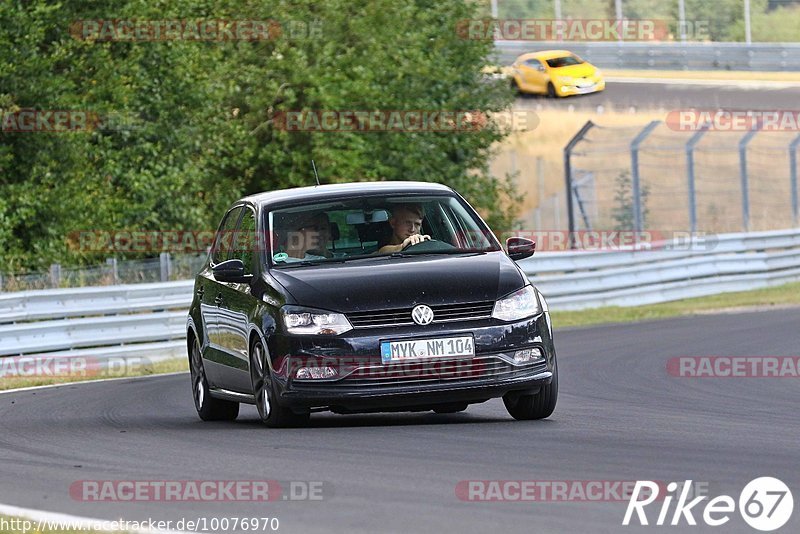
[242,181,455,207]
[516,50,576,62]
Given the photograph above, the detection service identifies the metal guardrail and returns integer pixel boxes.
[519,229,800,309]
[494,41,800,71]
[1,228,799,363]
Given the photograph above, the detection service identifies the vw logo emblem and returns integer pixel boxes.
[411,304,434,325]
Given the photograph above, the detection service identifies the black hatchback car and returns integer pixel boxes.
[187,181,557,426]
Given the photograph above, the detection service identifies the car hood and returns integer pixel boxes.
[270,252,526,313]
[550,63,597,78]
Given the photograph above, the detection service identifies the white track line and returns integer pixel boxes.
[605,76,800,89]
[0,502,189,534]
[0,371,187,396]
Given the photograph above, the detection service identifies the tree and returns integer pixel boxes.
[0,0,519,271]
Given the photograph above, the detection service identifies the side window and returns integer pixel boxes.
[232,207,257,275]
[211,206,243,265]
[525,59,544,71]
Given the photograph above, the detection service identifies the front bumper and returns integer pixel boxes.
[267,312,556,413]
[557,79,605,96]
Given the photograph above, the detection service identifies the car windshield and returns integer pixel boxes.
[545,55,583,68]
[268,194,501,267]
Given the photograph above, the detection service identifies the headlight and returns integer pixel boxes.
[281,306,353,335]
[492,285,543,322]
[594,69,602,78]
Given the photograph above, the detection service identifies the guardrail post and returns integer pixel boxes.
[106,258,119,284]
[49,263,61,288]
[563,121,595,249]
[790,134,800,227]
[739,126,761,232]
[160,252,172,282]
[686,124,710,234]
[630,121,661,235]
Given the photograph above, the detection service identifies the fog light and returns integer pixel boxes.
[514,348,542,363]
[295,366,338,379]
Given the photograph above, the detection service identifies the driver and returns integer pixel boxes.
[377,204,431,254]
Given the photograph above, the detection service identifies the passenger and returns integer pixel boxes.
[279,212,332,261]
[377,204,431,254]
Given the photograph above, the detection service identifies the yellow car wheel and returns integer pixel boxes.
[547,82,557,98]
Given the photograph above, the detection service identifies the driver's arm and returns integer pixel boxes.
[377,234,431,254]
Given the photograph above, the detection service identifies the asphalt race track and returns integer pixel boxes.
[515,80,800,111]
[1,308,797,534]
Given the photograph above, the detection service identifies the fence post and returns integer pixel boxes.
[630,121,661,235]
[563,121,595,249]
[790,133,800,227]
[0,272,3,293]
[160,252,172,282]
[739,126,760,232]
[106,257,119,284]
[49,263,61,288]
[686,125,709,234]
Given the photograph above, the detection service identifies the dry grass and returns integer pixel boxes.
[491,108,663,222]
[492,108,800,232]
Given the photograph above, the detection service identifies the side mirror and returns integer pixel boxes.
[506,237,536,261]
[212,259,252,283]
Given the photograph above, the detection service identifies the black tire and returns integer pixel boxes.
[250,339,310,428]
[189,336,239,421]
[547,82,557,98]
[511,78,524,96]
[503,359,558,420]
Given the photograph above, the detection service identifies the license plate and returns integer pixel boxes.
[576,85,596,94]
[381,336,474,364]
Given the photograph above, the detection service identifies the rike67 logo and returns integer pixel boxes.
[624,477,793,531]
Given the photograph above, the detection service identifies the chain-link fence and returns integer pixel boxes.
[555,120,800,238]
[0,253,207,292]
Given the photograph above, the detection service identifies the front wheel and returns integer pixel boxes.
[503,359,558,420]
[250,340,310,428]
[189,336,239,421]
[547,82,557,98]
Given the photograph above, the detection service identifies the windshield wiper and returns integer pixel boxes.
[274,258,346,268]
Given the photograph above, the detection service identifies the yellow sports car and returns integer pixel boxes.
[511,50,605,98]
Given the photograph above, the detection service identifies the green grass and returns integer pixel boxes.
[551,281,800,328]
[0,357,188,392]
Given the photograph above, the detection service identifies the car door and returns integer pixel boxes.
[214,205,259,392]
[202,205,243,386]
[521,58,548,93]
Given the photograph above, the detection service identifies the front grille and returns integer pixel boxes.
[292,355,547,390]
[347,301,495,329]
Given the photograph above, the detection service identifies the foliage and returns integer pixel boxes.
[0,0,518,270]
